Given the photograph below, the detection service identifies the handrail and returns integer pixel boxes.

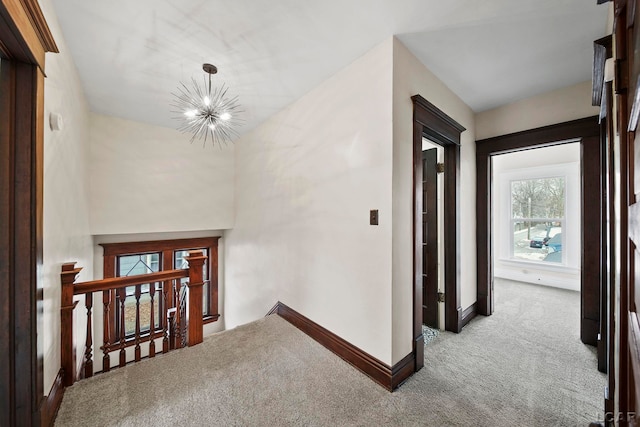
[60,250,207,387]
[73,269,188,294]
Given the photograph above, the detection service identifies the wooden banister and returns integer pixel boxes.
[60,262,81,386]
[60,251,208,386]
[186,251,206,346]
[73,269,188,294]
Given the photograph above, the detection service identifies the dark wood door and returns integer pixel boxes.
[613,0,640,420]
[422,148,438,328]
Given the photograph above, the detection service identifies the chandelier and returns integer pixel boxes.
[171,63,242,147]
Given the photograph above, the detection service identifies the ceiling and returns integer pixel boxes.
[50,0,609,136]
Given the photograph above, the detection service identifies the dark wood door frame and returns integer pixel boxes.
[0,1,57,425]
[475,117,603,348]
[411,95,465,371]
[422,148,439,328]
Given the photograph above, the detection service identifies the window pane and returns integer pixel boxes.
[118,253,160,277]
[512,221,562,263]
[174,249,209,314]
[117,253,161,336]
[511,177,565,219]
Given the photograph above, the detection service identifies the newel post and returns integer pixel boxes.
[185,250,207,346]
[60,262,81,386]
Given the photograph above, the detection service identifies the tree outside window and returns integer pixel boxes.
[510,177,565,263]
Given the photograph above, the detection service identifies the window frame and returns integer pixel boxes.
[508,175,566,265]
[100,237,220,347]
[498,162,580,269]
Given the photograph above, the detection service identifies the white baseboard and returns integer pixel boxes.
[494,268,580,292]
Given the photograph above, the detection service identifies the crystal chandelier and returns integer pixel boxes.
[171,63,242,147]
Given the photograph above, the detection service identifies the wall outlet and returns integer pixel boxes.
[370,210,378,225]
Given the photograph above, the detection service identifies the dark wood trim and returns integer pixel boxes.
[460,303,477,329]
[268,302,415,391]
[475,117,603,351]
[422,149,438,328]
[101,237,220,346]
[412,95,465,146]
[444,143,461,333]
[411,94,466,356]
[0,2,56,425]
[476,151,492,316]
[582,135,604,346]
[0,0,57,69]
[100,237,220,256]
[476,117,600,156]
[39,369,64,427]
[593,35,613,107]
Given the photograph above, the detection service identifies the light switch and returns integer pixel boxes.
[370,210,378,225]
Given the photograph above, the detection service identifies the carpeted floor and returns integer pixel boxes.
[55,279,605,426]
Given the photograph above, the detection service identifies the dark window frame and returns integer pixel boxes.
[100,237,220,348]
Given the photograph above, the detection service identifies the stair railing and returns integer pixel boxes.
[60,250,207,387]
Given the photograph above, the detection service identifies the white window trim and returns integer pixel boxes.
[498,162,580,271]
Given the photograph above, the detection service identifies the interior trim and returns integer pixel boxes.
[411,94,466,371]
[460,303,477,329]
[39,369,64,427]
[475,117,603,349]
[268,302,416,391]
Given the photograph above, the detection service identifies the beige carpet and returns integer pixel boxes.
[55,279,605,426]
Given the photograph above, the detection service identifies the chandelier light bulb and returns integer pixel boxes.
[171,63,243,147]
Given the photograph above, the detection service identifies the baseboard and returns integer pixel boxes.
[268,302,415,391]
[40,368,65,427]
[460,303,477,329]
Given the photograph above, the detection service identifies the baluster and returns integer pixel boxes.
[102,290,111,372]
[134,285,141,361]
[162,282,169,353]
[118,287,126,367]
[173,280,181,350]
[149,281,156,358]
[84,293,93,378]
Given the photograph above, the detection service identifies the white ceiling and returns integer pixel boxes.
[50,0,609,136]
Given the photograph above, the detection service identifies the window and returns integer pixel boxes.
[101,237,220,346]
[510,177,565,263]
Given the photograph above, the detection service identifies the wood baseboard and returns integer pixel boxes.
[268,302,415,391]
[460,302,477,329]
[40,368,65,427]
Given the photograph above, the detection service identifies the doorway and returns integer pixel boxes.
[491,143,581,292]
[476,116,605,368]
[421,140,444,329]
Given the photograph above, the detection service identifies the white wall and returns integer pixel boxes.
[40,0,94,394]
[492,144,581,291]
[225,39,395,365]
[88,113,235,235]
[392,38,476,363]
[475,81,599,140]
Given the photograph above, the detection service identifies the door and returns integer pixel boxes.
[422,148,438,328]
[612,0,640,421]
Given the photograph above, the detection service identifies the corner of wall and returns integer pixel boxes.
[390,39,476,364]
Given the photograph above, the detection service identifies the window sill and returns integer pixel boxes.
[203,314,220,324]
[497,257,579,273]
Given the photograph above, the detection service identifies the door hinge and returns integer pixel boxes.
[437,292,445,303]
[436,163,445,174]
